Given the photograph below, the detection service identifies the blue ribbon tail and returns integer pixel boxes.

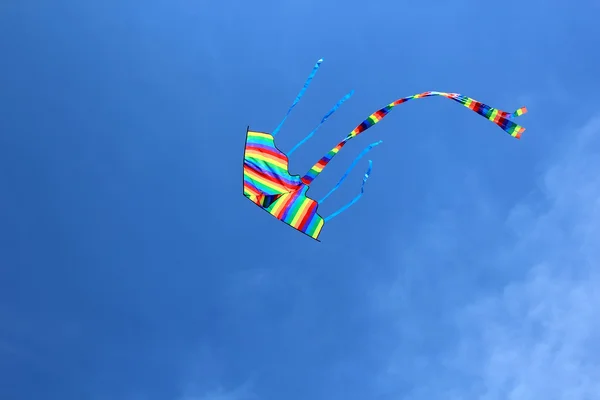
[324,159,375,222]
[319,140,382,203]
[272,58,323,137]
[287,90,354,155]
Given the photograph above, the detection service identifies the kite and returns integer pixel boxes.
[242,58,528,241]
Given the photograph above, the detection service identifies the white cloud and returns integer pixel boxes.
[445,115,600,400]
[446,118,600,400]
[450,264,600,400]
[178,379,256,400]
[377,113,600,400]
[179,386,255,400]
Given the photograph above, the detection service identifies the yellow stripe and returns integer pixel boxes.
[312,219,325,237]
[245,149,288,171]
[244,185,260,198]
[289,198,312,227]
[247,131,273,140]
[490,109,498,121]
[269,192,289,215]
[244,168,288,193]
[243,190,259,203]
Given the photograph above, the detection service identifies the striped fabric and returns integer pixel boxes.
[301,91,528,185]
[243,129,325,240]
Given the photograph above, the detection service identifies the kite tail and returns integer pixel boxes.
[446,93,527,138]
[287,90,355,155]
[319,140,382,203]
[272,58,324,137]
[508,106,528,119]
[301,91,528,185]
[324,159,375,222]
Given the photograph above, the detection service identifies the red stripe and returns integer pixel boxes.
[244,156,299,188]
[298,200,318,232]
[272,192,297,219]
[375,109,387,118]
[244,164,291,191]
[245,145,288,164]
[244,182,260,197]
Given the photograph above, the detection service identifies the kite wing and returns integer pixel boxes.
[243,129,325,240]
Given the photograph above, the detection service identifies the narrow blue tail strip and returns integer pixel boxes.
[320,140,382,203]
[287,90,355,155]
[272,58,323,137]
[324,160,375,222]
[323,143,380,222]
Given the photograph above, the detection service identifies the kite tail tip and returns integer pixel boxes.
[508,106,528,119]
[513,126,526,139]
[509,107,527,139]
[515,106,528,116]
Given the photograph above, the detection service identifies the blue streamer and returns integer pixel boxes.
[272,58,323,137]
[287,90,355,156]
[324,158,376,222]
[319,140,382,203]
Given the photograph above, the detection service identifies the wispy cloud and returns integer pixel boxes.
[444,114,600,400]
[179,382,256,400]
[374,112,600,400]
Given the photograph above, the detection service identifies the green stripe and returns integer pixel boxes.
[245,158,294,180]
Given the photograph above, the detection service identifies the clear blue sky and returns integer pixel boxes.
[2,1,600,399]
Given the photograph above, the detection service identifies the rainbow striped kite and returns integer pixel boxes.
[243,59,528,241]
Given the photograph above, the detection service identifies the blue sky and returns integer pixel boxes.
[1,0,599,399]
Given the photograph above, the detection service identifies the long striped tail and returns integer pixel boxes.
[301,91,527,185]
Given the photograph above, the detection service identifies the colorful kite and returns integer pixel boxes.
[243,59,528,241]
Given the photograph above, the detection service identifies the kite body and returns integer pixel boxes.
[243,59,528,241]
[243,129,325,240]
